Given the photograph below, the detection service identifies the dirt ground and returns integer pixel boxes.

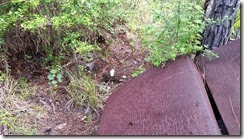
[0,27,152,135]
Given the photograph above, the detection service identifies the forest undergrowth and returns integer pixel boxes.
[0,0,240,135]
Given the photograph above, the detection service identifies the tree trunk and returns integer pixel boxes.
[202,0,240,49]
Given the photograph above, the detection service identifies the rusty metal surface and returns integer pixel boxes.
[195,40,240,135]
[98,56,221,135]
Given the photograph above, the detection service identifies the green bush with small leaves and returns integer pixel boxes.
[142,0,205,66]
[0,0,131,90]
[0,0,127,66]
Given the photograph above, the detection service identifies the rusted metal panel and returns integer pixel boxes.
[98,56,221,135]
[195,40,240,135]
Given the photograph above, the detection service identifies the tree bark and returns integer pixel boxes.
[202,0,240,49]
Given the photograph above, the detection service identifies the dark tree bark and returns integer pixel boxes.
[202,0,240,49]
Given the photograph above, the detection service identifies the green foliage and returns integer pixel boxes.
[16,78,32,101]
[189,0,205,6]
[0,110,16,130]
[14,124,38,135]
[47,68,62,86]
[231,9,240,39]
[0,0,126,65]
[61,32,100,56]
[0,71,6,82]
[131,65,145,78]
[42,47,55,64]
[202,49,219,61]
[233,9,240,30]
[65,69,100,109]
[142,0,205,66]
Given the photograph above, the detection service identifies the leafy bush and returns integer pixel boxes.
[0,0,132,114]
[0,0,126,66]
[142,0,205,66]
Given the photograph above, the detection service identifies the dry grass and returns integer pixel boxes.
[0,74,46,135]
[64,70,103,110]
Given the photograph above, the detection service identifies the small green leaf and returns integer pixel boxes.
[50,69,57,74]
[51,80,57,85]
[57,74,62,79]
[194,20,202,24]
[180,47,185,53]
[48,74,54,80]
[57,78,62,83]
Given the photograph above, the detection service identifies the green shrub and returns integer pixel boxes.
[0,0,133,93]
[0,0,126,66]
[142,0,205,66]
